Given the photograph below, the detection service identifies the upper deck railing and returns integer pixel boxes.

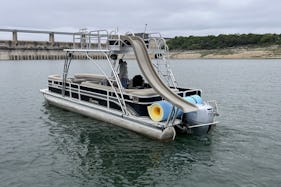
[0,28,168,54]
[69,29,168,55]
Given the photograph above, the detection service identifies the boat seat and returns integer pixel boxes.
[48,74,179,97]
[81,81,157,96]
[48,74,107,84]
[124,88,160,96]
[74,73,106,84]
[81,81,179,97]
[48,74,62,81]
[48,74,73,83]
[125,88,179,96]
[81,81,115,91]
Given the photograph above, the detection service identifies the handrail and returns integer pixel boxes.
[88,30,109,50]
[49,80,201,106]
[62,53,72,96]
[71,29,110,50]
[125,31,135,36]
[102,52,129,114]
[146,35,177,88]
[72,31,88,49]
[109,30,118,37]
[58,85,126,111]
[85,52,128,115]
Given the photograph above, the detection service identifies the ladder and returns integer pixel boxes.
[153,38,178,88]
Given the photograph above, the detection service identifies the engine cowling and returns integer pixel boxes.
[181,103,215,135]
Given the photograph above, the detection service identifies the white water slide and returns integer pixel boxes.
[123,36,198,113]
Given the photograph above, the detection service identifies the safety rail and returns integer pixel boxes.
[71,29,169,54]
[71,29,134,52]
[60,52,129,115]
[72,29,110,50]
[143,33,177,88]
[49,82,125,111]
[49,79,201,106]
[72,28,88,49]
[86,52,129,115]
[88,30,109,50]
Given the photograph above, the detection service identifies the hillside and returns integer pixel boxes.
[167,33,281,59]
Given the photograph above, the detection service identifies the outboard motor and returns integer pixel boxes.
[147,94,219,136]
[181,103,216,135]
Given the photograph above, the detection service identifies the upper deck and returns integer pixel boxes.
[63,29,168,55]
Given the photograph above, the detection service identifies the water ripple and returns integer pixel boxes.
[0,60,281,186]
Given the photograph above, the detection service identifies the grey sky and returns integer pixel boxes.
[1,0,281,37]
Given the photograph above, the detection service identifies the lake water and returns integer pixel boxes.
[0,59,280,187]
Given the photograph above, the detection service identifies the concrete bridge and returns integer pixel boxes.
[0,29,106,60]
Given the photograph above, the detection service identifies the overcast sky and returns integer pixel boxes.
[1,0,281,37]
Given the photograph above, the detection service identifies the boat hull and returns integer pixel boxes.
[41,89,175,141]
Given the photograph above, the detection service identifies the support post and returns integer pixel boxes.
[81,33,86,48]
[12,31,17,42]
[49,32,55,43]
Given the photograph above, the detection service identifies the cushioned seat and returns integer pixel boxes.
[48,74,61,80]
[74,73,106,83]
[81,81,178,97]
[48,74,72,82]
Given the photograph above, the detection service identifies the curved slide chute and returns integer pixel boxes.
[122,36,198,113]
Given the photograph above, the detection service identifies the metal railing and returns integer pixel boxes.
[85,52,129,115]
[72,29,110,50]
[88,30,109,50]
[143,34,178,88]
[49,79,201,116]
[60,52,129,115]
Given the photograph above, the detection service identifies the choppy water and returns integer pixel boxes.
[0,59,280,187]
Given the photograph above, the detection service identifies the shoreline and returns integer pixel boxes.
[1,45,281,60]
[169,45,281,59]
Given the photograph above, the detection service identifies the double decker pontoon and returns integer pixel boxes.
[41,29,219,141]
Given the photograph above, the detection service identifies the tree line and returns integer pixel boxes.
[166,34,281,50]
